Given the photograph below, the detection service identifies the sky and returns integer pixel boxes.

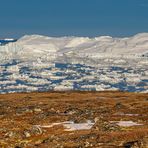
[0,0,148,38]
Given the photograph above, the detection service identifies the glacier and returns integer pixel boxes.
[0,33,148,93]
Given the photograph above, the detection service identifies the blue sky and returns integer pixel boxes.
[0,0,148,38]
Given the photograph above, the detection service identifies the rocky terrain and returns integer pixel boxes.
[0,91,148,147]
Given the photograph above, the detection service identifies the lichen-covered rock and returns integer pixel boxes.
[92,117,121,131]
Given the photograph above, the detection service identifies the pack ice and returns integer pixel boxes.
[0,33,147,93]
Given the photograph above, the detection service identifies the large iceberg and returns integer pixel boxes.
[0,33,148,63]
